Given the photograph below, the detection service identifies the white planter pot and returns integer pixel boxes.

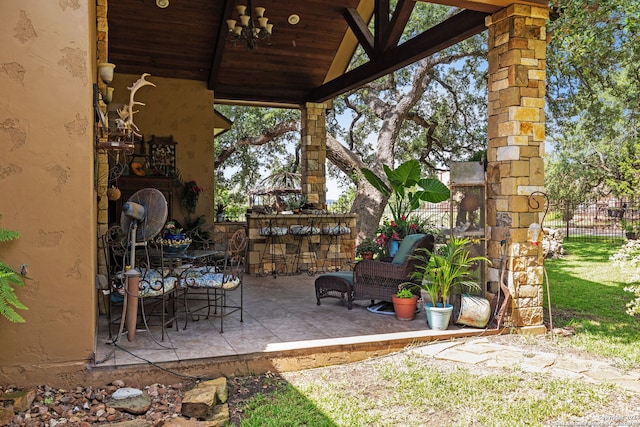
[425,303,453,330]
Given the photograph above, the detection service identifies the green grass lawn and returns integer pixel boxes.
[544,239,640,368]
[236,239,640,426]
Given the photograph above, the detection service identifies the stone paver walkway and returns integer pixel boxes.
[410,337,640,394]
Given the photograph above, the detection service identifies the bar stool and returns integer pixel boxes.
[290,218,320,275]
[320,213,351,272]
[258,214,289,278]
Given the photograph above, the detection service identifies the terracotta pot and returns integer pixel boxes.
[361,251,374,260]
[391,294,418,321]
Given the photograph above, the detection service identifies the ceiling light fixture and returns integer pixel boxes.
[156,0,169,8]
[226,1,273,50]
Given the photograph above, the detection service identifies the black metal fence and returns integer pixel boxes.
[307,198,640,243]
[543,199,640,242]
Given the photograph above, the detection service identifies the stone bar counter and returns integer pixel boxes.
[246,213,356,275]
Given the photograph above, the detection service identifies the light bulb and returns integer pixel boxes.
[528,222,541,246]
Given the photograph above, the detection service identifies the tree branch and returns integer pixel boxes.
[214,120,299,168]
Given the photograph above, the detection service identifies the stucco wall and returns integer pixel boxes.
[109,74,215,225]
[0,1,97,385]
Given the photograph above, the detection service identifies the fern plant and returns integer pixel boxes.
[0,215,28,322]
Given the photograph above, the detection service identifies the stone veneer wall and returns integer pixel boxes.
[96,0,110,314]
[246,214,356,275]
[485,4,548,329]
[301,102,329,209]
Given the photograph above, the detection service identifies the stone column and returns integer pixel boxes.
[300,102,329,209]
[96,0,110,314]
[485,4,548,330]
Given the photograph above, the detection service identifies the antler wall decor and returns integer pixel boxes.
[116,73,156,138]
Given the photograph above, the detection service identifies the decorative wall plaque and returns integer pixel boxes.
[148,135,177,176]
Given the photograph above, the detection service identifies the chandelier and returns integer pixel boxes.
[226,2,273,50]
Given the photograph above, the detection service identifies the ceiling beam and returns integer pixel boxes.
[343,8,375,58]
[374,0,390,56]
[383,0,416,52]
[343,0,417,61]
[414,0,547,13]
[207,0,236,91]
[309,9,488,102]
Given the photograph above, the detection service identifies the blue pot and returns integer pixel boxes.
[165,233,186,241]
[389,239,401,257]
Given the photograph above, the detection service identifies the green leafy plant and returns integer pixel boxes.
[395,288,415,299]
[286,195,307,211]
[407,237,489,306]
[361,159,450,224]
[0,215,28,323]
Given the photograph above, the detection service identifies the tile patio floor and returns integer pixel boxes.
[94,272,497,368]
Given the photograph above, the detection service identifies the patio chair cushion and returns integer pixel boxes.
[321,225,351,235]
[114,268,178,298]
[391,233,426,265]
[318,271,354,286]
[181,269,241,289]
[290,225,320,235]
[259,226,288,236]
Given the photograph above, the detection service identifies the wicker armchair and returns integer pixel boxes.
[315,233,434,309]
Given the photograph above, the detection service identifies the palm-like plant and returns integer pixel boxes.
[0,215,28,322]
[408,237,490,306]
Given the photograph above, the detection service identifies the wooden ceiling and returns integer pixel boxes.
[107,0,546,106]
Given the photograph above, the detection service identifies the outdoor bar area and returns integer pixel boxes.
[246,212,356,275]
[244,171,356,275]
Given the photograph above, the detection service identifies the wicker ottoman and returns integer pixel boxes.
[315,271,354,310]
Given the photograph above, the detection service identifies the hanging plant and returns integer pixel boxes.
[181,180,204,215]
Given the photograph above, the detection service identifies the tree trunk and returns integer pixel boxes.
[327,135,388,242]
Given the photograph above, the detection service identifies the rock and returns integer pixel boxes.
[181,379,228,420]
[112,388,144,400]
[101,420,151,427]
[542,227,565,259]
[0,388,37,412]
[0,405,14,426]
[163,416,224,427]
[203,403,229,426]
[112,380,126,388]
[107,394,151,415]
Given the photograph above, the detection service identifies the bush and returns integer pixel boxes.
[611,240,640,316]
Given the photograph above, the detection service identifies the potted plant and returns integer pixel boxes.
[406,236,490,330]
[391,287,418,321]
[287,195,307,213]
[355,237,380,260]
[362,159,450,255]
[216,203,225,222]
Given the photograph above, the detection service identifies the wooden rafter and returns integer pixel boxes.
[309,9,488,102]
[343,8,375,58]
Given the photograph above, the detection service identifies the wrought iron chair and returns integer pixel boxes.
[290,218,320,275]
[315,233,434,309]
[319,212,352,272]
[257,214,289,277]
[180,228,248,332]
[101,225,179,344]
